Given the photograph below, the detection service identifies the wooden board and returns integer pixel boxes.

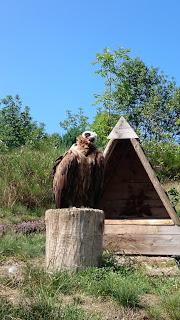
[103,139,117,164]
[108,116,139,139]
[104,234,180,255]
[105,219,174,225]
[104,224,180,235]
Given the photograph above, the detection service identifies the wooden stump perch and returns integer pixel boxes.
[45,208,104,271]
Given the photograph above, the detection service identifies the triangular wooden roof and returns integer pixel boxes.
[101,117,180,225]
[108,116,139,139]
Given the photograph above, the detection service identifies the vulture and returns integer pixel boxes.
[52,131,104,208]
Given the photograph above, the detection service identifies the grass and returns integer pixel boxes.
[0,232,45,261]
[0,236,179,319]
[0,297,100,320]
[147,292,180,320]
[21,265,150,308]
[0,204,46,225]
[0,145,63,210]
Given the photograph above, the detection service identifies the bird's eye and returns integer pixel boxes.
[85,133,91,138]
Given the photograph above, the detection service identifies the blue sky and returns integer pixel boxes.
[0,0,180,134]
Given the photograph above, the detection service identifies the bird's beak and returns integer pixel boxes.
[89,137,95,142]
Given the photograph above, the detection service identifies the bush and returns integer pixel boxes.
[142,141,180,181]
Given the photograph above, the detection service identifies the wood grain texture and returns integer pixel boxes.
[103,139,117,164]
[104,224,180,235]
[105,219,174,225]
[45,208,104,272]
[130,138,180,225]
[104,234,180,255]
[99,140,170,219]
[108,116,139,139]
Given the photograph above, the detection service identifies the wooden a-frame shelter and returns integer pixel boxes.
[99,117,180,255]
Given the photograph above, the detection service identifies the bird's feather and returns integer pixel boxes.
[52,134,104,208]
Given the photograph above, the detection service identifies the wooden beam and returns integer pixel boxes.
[104,224,180,235]
[130,138,180,226]
[103,139,117,164]
[105,219,174,225]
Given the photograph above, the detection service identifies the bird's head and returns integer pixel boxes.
[82,131,97,143]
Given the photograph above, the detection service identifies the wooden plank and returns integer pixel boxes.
[130,138,180,225]
[102,207,170,219]
[104,224,180,235]
[105,219,174,225]
[103,234,180,255]
[103,139,117,164]
[104,199,167,207]
[108,117,139,139]
[103,189,160,200]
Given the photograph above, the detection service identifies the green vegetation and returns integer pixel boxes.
[0,46,180,318]
[142,141,180,182]
[93,48,179,144]
[0,143,66,211]
[0,232,45,260]
[0,298,100,320]
[59,108,89,147]
[0,95,46,151]
[0,242,179,319]
[147,293,180,320]
[0,47,179,216]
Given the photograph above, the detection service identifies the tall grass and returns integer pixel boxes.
[0,144,65,210]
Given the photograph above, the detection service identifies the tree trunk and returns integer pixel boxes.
[45,208,104,272]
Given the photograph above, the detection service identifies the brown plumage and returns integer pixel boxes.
[52,131,104,208]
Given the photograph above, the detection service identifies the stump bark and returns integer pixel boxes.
[45,208,104,271]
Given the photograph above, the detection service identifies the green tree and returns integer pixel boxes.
[90,111,119,147]
[93,48,179,142]
[0,95,46,150]
[60,107,89,146]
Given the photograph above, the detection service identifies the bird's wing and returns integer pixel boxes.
[52,150,80,208]
[90,151,105,207]
[52,155,64,178]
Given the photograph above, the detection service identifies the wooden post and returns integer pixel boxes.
[45,208,104,272]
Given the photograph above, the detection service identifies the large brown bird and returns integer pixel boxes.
[52,131,104,208]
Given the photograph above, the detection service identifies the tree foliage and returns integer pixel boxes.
[90,111,119,147]
[59,107,89,146]
[0,95,46,150]
[93,48,180,142]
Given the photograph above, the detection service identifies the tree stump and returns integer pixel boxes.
[45,208,104,271]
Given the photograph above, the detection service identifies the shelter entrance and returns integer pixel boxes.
[99,139,169,219]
